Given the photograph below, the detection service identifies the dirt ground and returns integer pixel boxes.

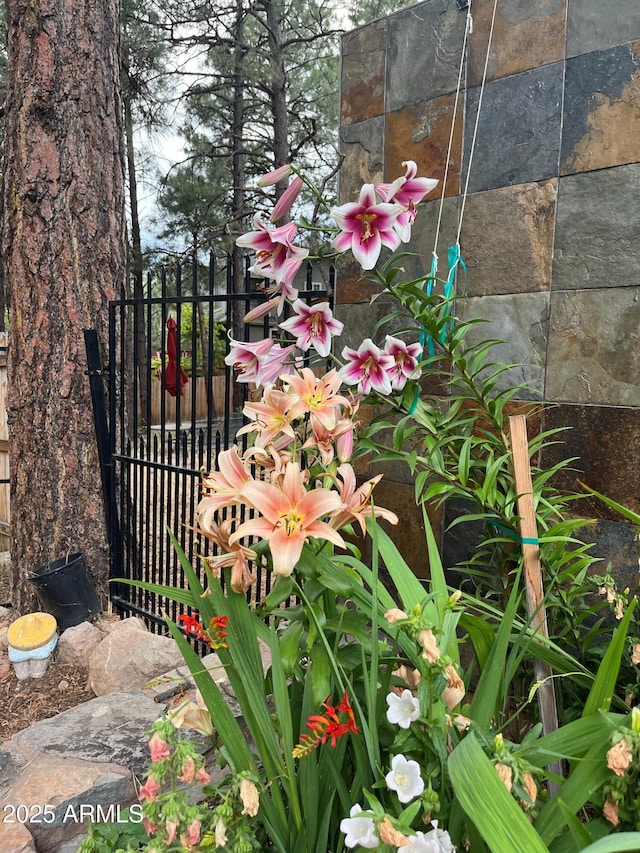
[0,560,92,742]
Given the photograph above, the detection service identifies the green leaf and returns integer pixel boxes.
[448,733,548,852]
[580,835,640,852]
[309,641,332,705]
[583,599,636,716]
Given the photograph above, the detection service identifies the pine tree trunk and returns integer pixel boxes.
[2,0,127,610]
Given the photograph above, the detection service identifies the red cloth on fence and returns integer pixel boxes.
[163,317,188,397]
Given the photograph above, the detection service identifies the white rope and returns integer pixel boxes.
[456,0,499,246]
[431,0,474,274]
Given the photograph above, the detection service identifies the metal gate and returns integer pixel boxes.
[87,256,333,631]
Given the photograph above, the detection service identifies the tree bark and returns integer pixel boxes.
[2,0,127,609]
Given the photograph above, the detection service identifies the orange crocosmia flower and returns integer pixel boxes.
[330,463,398,535]
[281,368,350,431]
[229,461,345,576]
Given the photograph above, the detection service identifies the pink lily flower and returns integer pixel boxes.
[256,343,300,386]
[271,176,304,223]
[330,184,402,269]
[376,161,438,242]
[229,461,346,576]
[198,446,252,520]
[279,299,344,357]
[281,367,351,431]
[339,339,395,396]
[330,464,399,535]
[384,335,422,391]
[237,214,309,288]
[225,337,274,383]
[257,163,292,187]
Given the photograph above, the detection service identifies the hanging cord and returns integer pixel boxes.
[457,0,498,246]
[431,0,474,275]
[410,0,501,413]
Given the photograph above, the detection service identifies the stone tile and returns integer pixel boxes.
[385,95,463,198]
[463,63,563,193]
[561,42,640,175]
[399,194,460,286]
[341,20,387,126]
[335,253,379,306]
[459,181,557,296]
[334,298,396,350]
[455,292,550,399]
[361,479,442,582]
[546,288,640,406]
[468,0,566,85]
[552,165,640,290]
[338,116,385,202]
[386,1,467,110]
[540,403,640,518]
[567,0,640,57]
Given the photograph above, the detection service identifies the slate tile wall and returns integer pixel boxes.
[337,0,640,582]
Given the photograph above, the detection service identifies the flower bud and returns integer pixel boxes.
[257,163,292,187]
[240,778,260,817]
[418,628,440,663]
[385,608,409,624]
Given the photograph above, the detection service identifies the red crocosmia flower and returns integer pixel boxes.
[293,693,359,758]
[208,615,229,649]
[178,613,207,640]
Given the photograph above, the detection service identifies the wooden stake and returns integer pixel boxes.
[508,414,563,785]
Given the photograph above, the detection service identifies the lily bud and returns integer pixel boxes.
[270,177,304,223]
[257,163,292,187]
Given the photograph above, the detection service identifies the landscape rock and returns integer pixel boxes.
[0,819,37,853]
[10,690,166,778]
[4,753,135,853]
[87,622,183,696]
[56,621,102,668]
[94,615,146,637]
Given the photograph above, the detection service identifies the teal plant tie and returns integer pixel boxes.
[408,245,465,415]
[489,517,539,546]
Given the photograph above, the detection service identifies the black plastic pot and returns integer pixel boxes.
[29,553,101,631]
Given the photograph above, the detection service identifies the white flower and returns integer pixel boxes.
[385,754,425,803]
[386,689,420,729]
[405,821,456,852]
[339,804,379,849]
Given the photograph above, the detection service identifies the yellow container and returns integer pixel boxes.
[7,612,57,651]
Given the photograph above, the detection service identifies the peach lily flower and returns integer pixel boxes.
[229,461,346,576]
[195,517,257,594]
[281,367,350,431]
[238,386,297,446]
[330,463,398,535]
[197,446,252,520]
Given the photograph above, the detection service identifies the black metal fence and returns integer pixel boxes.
[88,255,334,631]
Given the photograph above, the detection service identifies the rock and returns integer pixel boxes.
[10,691,165,779]
[94,615,146,637]
[0,819,37,853]
[4,753,135,853]
[87,622,183,696]
[57,621,102,668]
[58,679,70,692]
